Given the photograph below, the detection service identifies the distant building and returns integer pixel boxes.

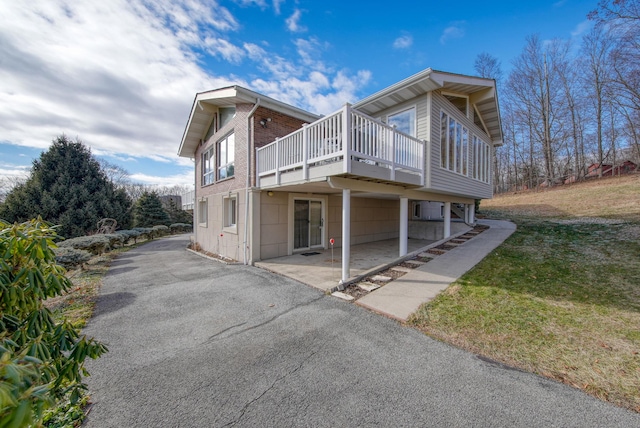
[585,161,637,178]
[159,195,181,210]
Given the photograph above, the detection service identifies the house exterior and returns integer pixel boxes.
[585,161,637,178]
[178,68,502,284]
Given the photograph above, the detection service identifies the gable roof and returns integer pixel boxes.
[178,86,320,158]
[353,68,503,146]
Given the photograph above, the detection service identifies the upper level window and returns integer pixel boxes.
[387,107,416,137]
[472,134,491,183]
[219,107,236,129]
[440,111,468,175]
[217,133,235,179]
[443,93,469,117]
[202,146,215,186]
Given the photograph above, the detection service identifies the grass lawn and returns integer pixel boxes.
[408,175,640,412]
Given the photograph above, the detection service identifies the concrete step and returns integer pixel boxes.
[331,291,354,301]
[391,266,412,273]
[370,274,392,282]
[358,282,380,292]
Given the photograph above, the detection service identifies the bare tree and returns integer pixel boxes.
[98,159,131,188]
[0,175,27,204]
[590,0,640,133]
[474,52,504,83]
[581,26,615,177]
[474,52,504,192]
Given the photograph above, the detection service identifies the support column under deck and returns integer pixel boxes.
[469,203,476,224]
[399,197,408,257]
[444,201,451,238]
[341,189,351,283]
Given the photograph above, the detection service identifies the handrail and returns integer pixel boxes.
[256,104,425,184]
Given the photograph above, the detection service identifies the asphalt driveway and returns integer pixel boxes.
[83,235,639,427]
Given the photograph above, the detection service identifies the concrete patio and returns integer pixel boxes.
[255,236,445,291]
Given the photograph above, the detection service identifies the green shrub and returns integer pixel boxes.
[114,229,138,244]
[58,235,110,255]
[170,223,192,233]
[152,225,169,237]
[0,218,107,426]
[132,227,154,240]
[102,233,126,248]
[53,247,92,269]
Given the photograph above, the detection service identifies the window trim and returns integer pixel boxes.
[198,199,208,227]
[412,202,421,219]
[223,193,238,233]
[201,146,215,186]
[442,91,470,118]
[439,109,469,176]
[384,105,417,137]
[217,132,235,181]
[471,133,491,183]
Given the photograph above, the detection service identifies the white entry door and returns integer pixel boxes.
[294,199,323,250]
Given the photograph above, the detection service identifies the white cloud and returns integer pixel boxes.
[0,0,373,184]
[251,69,371,115]
[0,1,237,162]
[129,170,194,187]
[571,20,592,38]
[294,37,329,70]
[393,34,413,49]
[273,0,285,15]
[286,9,306,32]
[244,42,267,60]
[204,37,246,63]
[0,165,31,179]
[234,0,268,9]
[440,21,466,44]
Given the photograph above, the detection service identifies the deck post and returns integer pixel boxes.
[399,197,408,256]
[464,204,470,224]
[422,140,427,186]
[390,125,396,181]
[444,201,451,238]
[343,103,352,174]
[302,124,309,180]
[341,188,351,283]
[469,203,476,224]
[275,137,281,185]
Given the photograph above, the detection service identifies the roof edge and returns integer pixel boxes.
[353,68,436,109]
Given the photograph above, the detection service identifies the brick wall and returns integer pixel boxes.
[252,106,309,186]
[192,102,310,258]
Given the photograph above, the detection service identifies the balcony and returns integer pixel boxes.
[256,104,427,189]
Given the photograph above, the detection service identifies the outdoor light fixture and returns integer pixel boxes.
[259,117,272,128]
[267,191,274,196]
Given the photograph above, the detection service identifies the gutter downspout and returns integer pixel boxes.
[244,98,261,265]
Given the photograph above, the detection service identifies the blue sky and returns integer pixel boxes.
[0,0,597,188]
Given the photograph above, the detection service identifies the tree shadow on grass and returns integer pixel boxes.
[467,218,640,313]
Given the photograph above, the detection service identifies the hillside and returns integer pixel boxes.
[410,172,640,412]
[481,174,640,221]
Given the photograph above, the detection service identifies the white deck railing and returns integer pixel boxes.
[256,103,425,186]
[181,189,195,210]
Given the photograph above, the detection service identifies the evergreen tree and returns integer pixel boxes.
[133,191,171,227]
[165,198,193,225]
[0,135,132,238]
